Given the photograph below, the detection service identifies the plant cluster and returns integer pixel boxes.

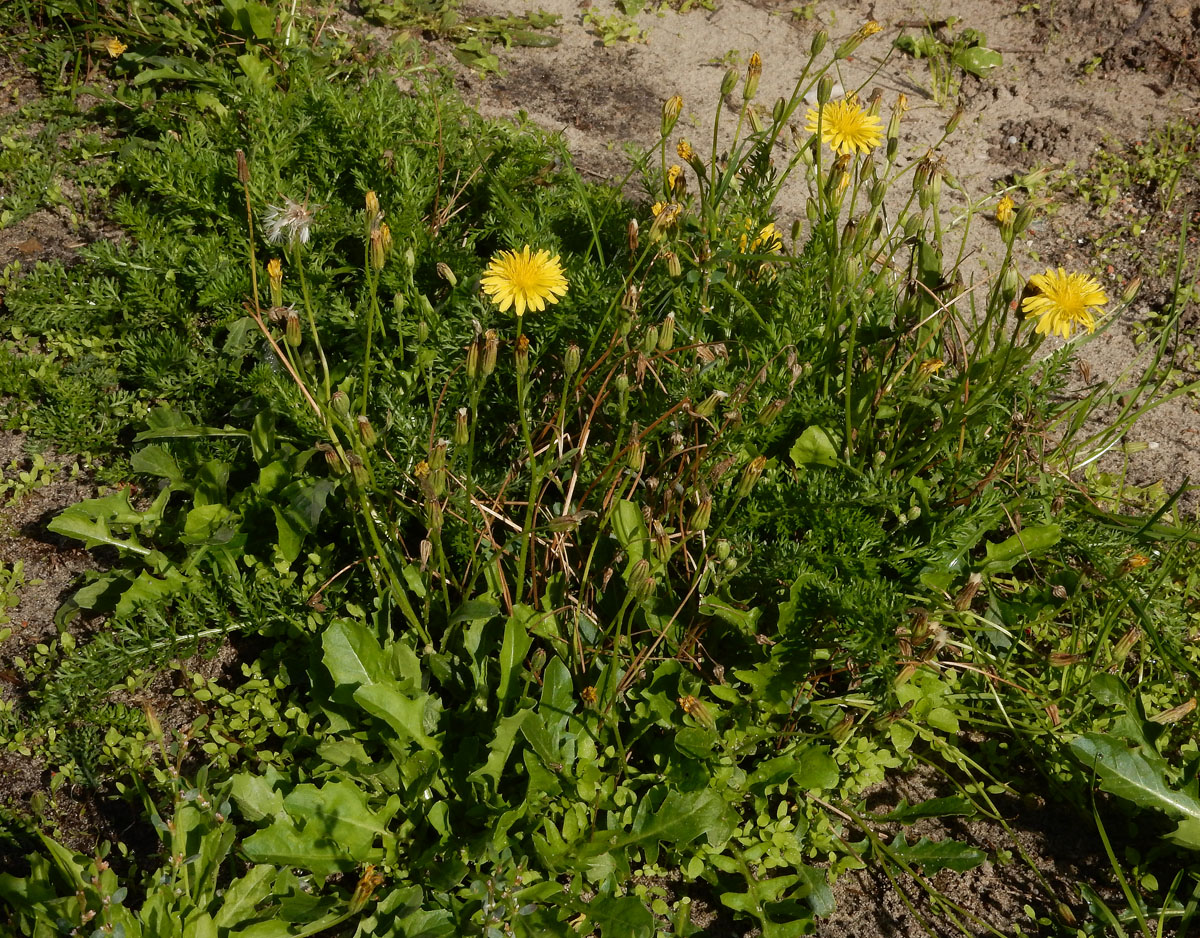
[0,8,1199,938]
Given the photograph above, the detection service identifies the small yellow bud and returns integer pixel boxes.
[365,190,380,219]
[744,51,762,100]
[661,94,683,136]
[676,139,694,162]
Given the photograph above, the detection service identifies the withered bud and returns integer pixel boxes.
[356,415,377,447]
[285,310,302,348]
[736,455,767,498]
[757,399,785,426]
[665,251,682,279]
[744,51,762,101]
[621,282,640,313]
[482,329,499,377]
[453,407,469,446]
[436,261,457,286]
[515,333,531,377]
[628,218,639,254]
[365,190,380,218]
[466,336,481,381]
[236,149,249,184]
[347,453,369,487]
[953,572,982,611]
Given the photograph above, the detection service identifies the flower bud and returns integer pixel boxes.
[810,30,827,56]
[714,539,731,562]
[658,312,675,351]
[1121,277,1142,305]
[757,399,785,425]
[565,344,581,377]
[834,19,881,59]
[347,453,369,487]
[628,218,639,254]
[615,373,630,395]
[688,495,712,533]
[482,329,499,376]
[429,438,447,471]
[641,325,659,356]
[1014,203,1036,236]
[236,149,250,184]
[419,538,433,570]
[999,266,1021,306]
[806,197,820,225]
[417,319,429,343]
[629,558,657,602]
[736,455,767,498]
[665,250,682,278]
[331,391,351,420]
[453,407,469,446]
[436,261,456,286]
[323,446,345,475]
[817,73,833,104]
[426,497,443,533]
[365,190,380,218]
[285,309,302,348]
[530,648,547,674]
[627,438,645,472]
[515,333,531,377]
[356,415,377,447]
[693,390,724,418]
[720,67,739,97]
[747,105,763,134]
[944,106,964,135]
[267,257,283,308]
[743,51,762,101]
[466,336,481,381]
[369,226,387,270]
[661,94,683,136]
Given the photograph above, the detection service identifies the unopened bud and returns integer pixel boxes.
[347,453,369,487]
[629,558,657,601]
[999,266,1021,306]
[870,181,887,207]
[466,337,481,380]
[714,539,731,562]
[453,407,469,446]
[628,218,639,254]
[642,325,659,356]
[426,498,443,533]
[615,373,630,395]
[736,455,767,498]
[1014,203,1036,236]
[658,312,675,350]
[944,106,964,135]
[285,309,302,348]
[720,67,739,97]
[817,74,833,104]
[565,344,581,377]
[1121,277,1142,305]
[436,261,456,286]
[688,496,712,532]
[810,30,828,56]
[954,572,983,611]
[482,329,499,377]
[515,333,531,377]
[834,19,881,59]
[665,250,682,278]
[530,648,547,674]
[369,226,387,270]
[331,391,351,420]
[323,446,345,475]
[757,399,784,425]
[744,51,762,101]
[365,190,380,218]
[627,439,646,472]
[417,319,429,343]
[661,94,683,137]
[356,415,377,447]
[267,257,283,308]
[429,438,447,471]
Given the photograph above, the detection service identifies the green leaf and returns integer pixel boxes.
[583,788,725,857]
[790,426,838,468]
[354,682,438,751]
[470,711,530,785]
[981,523,1060,573]
[878,795,976,824]
[230,769,285,822]
[322,619,386,690]
[131,445,183,485]
[214,866,277,928]
[612,499,650,564]
[952,45,1002,77]
[888,833,987,873]
[498,606,534,707]
[1069,733,1200,840]
[589,895,654,938]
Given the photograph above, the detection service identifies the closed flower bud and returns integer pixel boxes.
[530,648,547,674]
[429,438,447,471]
[714,538,731,562]
[426,497,443,533]
[642,325,659,356]
[757,399,785,425]
[1014,203,1036,236]
[999,266,1021,306]
[285,309,302,348]
[806,196,820,225]
[744,51,762,101]
[419,538,433,570]
[720,67,739,97]
[347,453,369,487]
[736,454,767,498]
[661,94,683,136]
[436,261,456,286]
[688,496,712,533]
[1121,277,1142,305]
[870,181,887,207]
[515,333,531,377]
[331,391,351,419]
[627,438,646,472]
[834,19,881,59]
[466,336,481,380]
[622,282,640,312]
[356,415,377,447]
[323,446,346,475]
[817,73,833,104]
[482,329,499,376]
[628,218,639,254]
[944,106,964,135]
[453,407,469,446]
[747,105,763,134]
[615,373,630,395]
[810,29,828,56]
[565,344,581,377]
[629,558,656,601]
[658,312,675,350]
[267,257,283,308]
[365,190,380,218]
[369,226,387,270]
[665,250,682,278]
[772,96,786,124]
[417,319,430,343]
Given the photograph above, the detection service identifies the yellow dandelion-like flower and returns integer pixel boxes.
[580,685,598,706]
[651,201,682,225]
[996,195,1016,225]
[805,96,884,157]
[666,164,684,193]
[1021,268,1108,339]
[677,139,695,162]
[481,245,568,318]
[104,37,127,58]
[917,358,944,377]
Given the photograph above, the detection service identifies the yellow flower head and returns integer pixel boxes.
[651,201,682,226]
[918,358,944,377]
[805,96,884,156]
[738,219,782,254]
[104,37,127,58]
[1022,268,1108,339]
[481,245,568,317]
[677,139,695,162]
[581,685,598,706]
[666,164,684,193]
[266,257,282,286]
[996,195,1016,225]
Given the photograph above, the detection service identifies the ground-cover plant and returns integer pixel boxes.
[2,14,1200,938]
